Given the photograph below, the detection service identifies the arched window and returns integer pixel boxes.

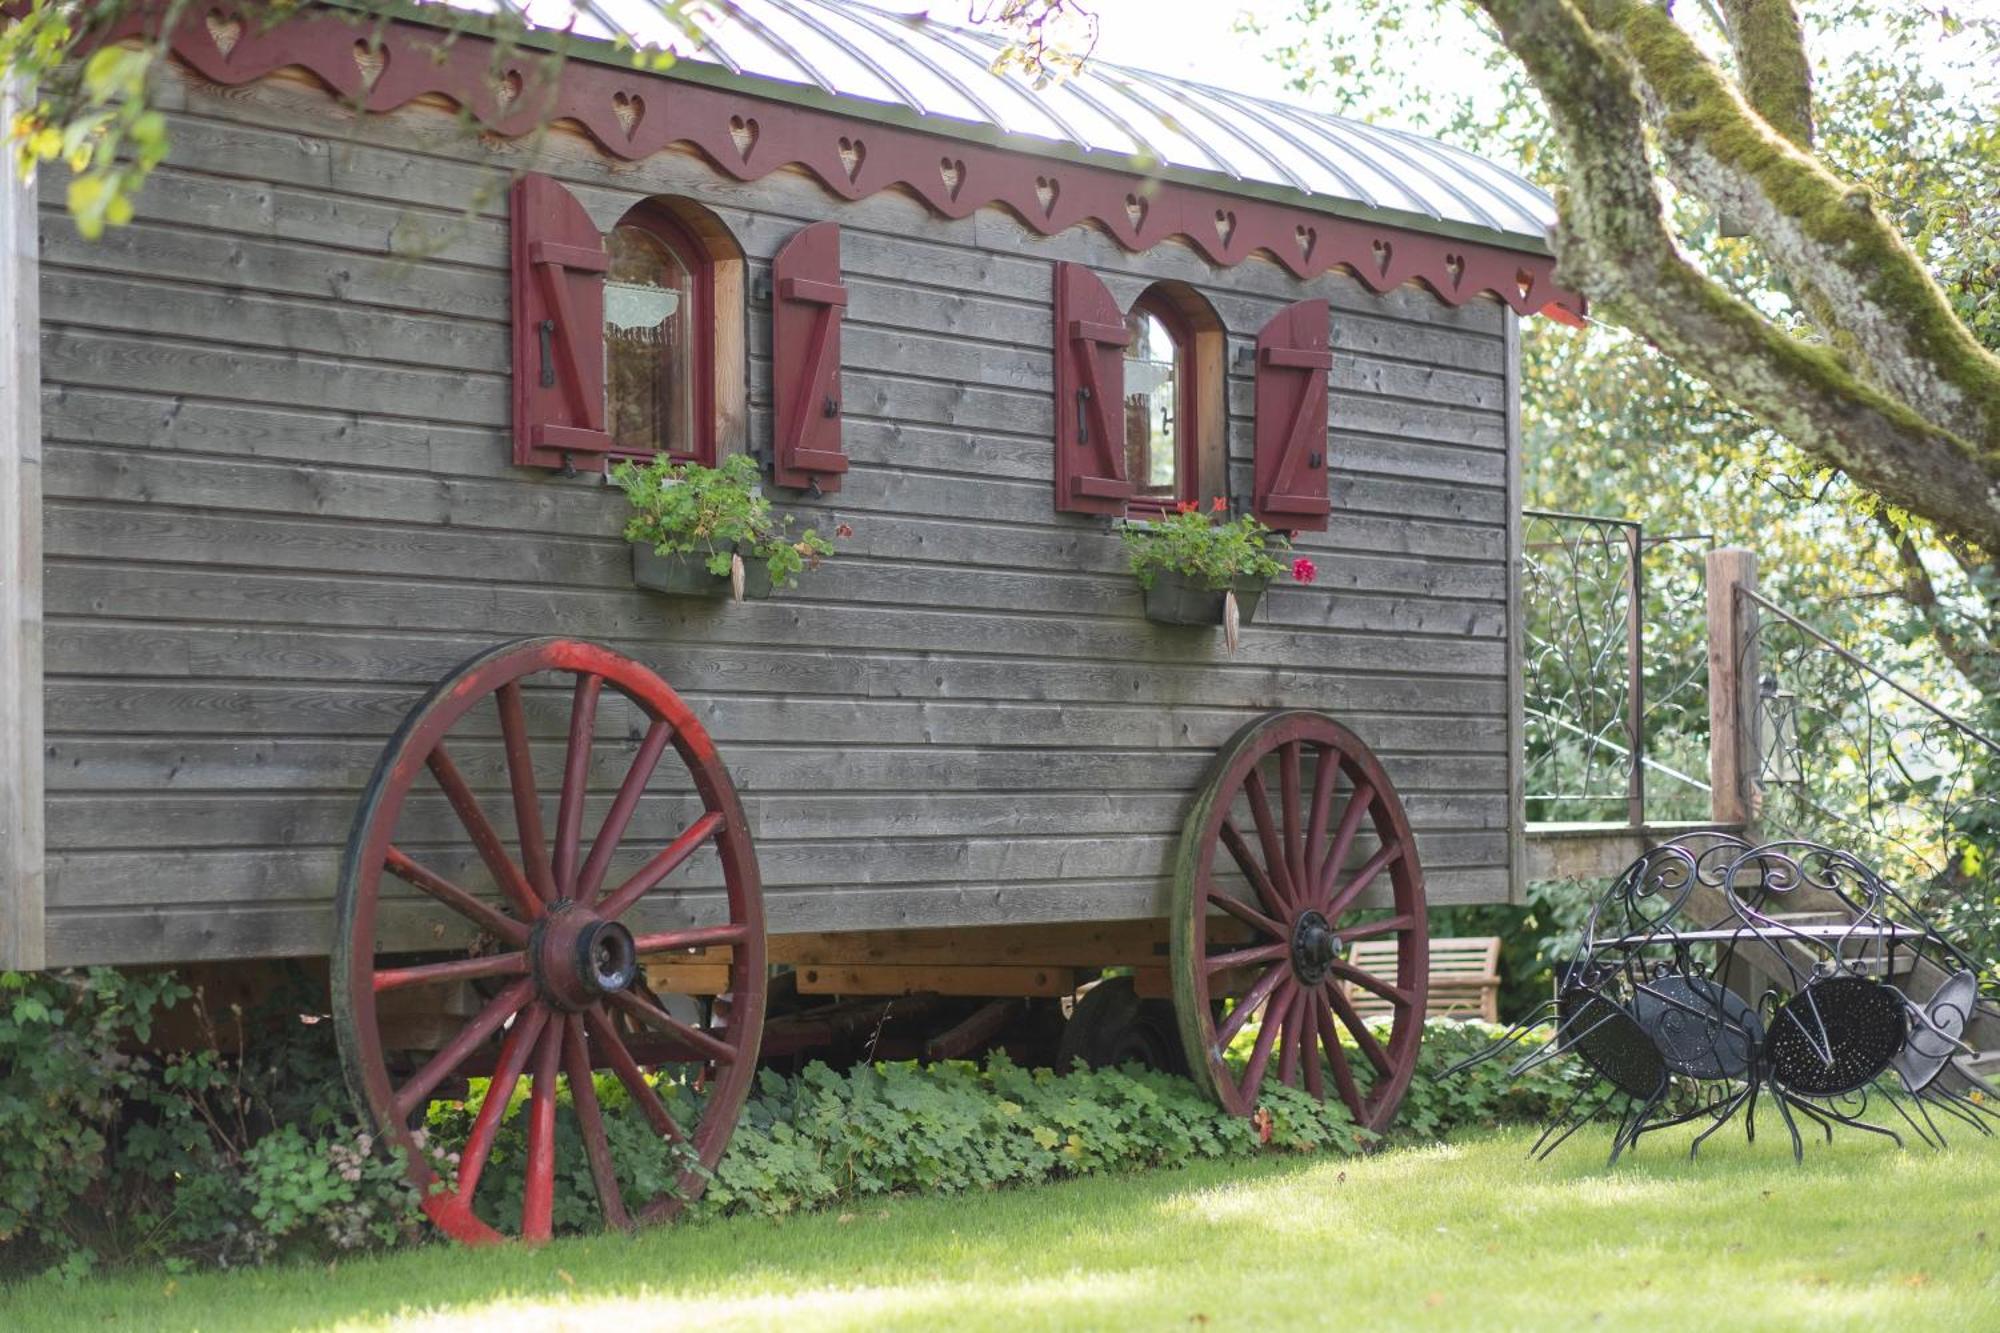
[605,205,714,463]
[1123,294,1193,506]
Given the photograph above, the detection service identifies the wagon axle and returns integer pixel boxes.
[530,903,641,1011]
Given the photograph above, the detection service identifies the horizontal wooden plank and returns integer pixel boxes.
[40,852,1510,965]
[45,786,1504,851]
[41,736,1505,799]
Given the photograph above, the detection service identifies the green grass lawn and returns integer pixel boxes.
[7,1122,1998,1332]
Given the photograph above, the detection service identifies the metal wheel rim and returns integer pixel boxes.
[1170,710,1428,1132]
[332,637,766,1243]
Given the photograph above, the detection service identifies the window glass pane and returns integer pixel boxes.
[606,224,694,456]
[1123,309,1179,498]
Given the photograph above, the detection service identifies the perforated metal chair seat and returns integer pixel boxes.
[1766,975,1908,1098]
[1559,986,1668,1099]
[1893,969,1978,1094]
[1633,975,1762,1080]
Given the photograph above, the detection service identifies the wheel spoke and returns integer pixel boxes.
[1325,958,1415,1010]
[576,720,674,907]
[426,743,541,920]
[1313,779,1375,906]
[563,1015,633,1231]
[598,812,725,922]
[1324,841,1404,921]
[553,673,604,898]
[1219,820,1291,918]
[1203,941,1287,975]
[1237,979,1295,1105]
[453,1004,549,1206]
[373,951,527,994]
[1278,741,1305,898]
[1325,979,1396,1076]
[1302,991,1326,1101]
[1302,744,1337,894]
[1241,768,1298,909]
[1205,882,1286,939]
[393,976,535,1120]
[1315,990,1363,1115]
[584,1006,686,1143]
[608,988,739,1065]
[1335,913,1417,943]
[1217,963,1288,1048]
[496,681,555,903]
[521,1022,561,1242]
[1276,985,1307,1089]
[384,847,528,946]
[632,923,750,954]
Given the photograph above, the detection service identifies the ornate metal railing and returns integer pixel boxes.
[1742,589,2000,910]
[1521,511,1713,827]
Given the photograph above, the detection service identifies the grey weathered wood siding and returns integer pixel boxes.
[33,63,1522,966]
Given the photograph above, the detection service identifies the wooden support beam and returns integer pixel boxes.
[794,964,1079,998]
[0,78,42,970]
[768,918,1187,969]
[1706,548,1760,830]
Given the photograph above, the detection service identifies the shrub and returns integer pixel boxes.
[613,451,838,588]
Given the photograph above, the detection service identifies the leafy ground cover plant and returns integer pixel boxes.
[0,968,421,1282]
[1118,501,1294,590]
[613,452,839,589]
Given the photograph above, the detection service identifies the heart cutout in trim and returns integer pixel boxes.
[1516,269,1536,301]
[1294,224,1316,261]
[1214,209,1236,246]
[1372,238,1392,277]
[1125,193,1148,231]
[838,136,866,183]
[351,40,385,88]
[729,115,760,162]
[1444,253,1466,290]
[493,69,523,113]
[1036,175,1060,217]
[940,157,966,200]
[206,11,243,57]
[612,92,644,139]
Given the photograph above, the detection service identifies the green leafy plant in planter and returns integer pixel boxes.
[1119,500,1313,645]
[613,452,841,600]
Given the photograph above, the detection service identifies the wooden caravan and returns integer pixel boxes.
[1,0,1581,1241]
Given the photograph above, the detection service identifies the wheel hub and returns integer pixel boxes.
[1290,910,1338,986]
[531,902,640,1010]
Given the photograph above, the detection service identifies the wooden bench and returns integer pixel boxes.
[1346,936,1502,1023]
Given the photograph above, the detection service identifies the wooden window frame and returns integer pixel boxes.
[1122,290,1200,516]
[607,202,717,467]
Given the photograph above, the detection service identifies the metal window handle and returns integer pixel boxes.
[1077,386,1092,445]
[823,394,840,418]
[538,319,557,388]
[1309,451,1323,468]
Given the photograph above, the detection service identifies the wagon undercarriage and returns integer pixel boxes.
[332,638,1428,1243]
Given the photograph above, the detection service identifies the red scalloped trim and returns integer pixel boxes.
[114,5,1583,320]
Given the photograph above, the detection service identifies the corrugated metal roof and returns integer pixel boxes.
[472,0,1555,248]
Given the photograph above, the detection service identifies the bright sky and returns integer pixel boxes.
[1079,0,1299,91]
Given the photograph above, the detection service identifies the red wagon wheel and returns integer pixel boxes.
[332,637,765,1244]
[1170,711,1427,1134]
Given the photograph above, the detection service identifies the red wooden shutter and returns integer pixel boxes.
[510,173,613,472]
[771,221,849,493]
[1253,298,1332,531]
[1052,262,1132,516]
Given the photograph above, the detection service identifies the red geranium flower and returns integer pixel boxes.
[1291,557,1317,584]
[834,522,854,539]
[1210,496,1228,512]
[1176,500,1198,515]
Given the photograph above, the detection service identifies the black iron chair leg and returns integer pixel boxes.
[1689,1084,1753,1160]
[1883,1089,1940,1149]
[1607,1086,1669,1167]
[1533,1086,1620,1162]
[1772,1089,1806,1163]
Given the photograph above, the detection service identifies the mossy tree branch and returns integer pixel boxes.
[1586,0,2000,453]
[1715,0,1813,148]
[1468,0,2000,558]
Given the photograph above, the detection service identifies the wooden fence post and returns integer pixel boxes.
[1706,548,1760,830]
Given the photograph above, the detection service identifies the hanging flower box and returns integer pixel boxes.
[1142,570,1270,627]
[613,453,847,603]
[630,543,775,600]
